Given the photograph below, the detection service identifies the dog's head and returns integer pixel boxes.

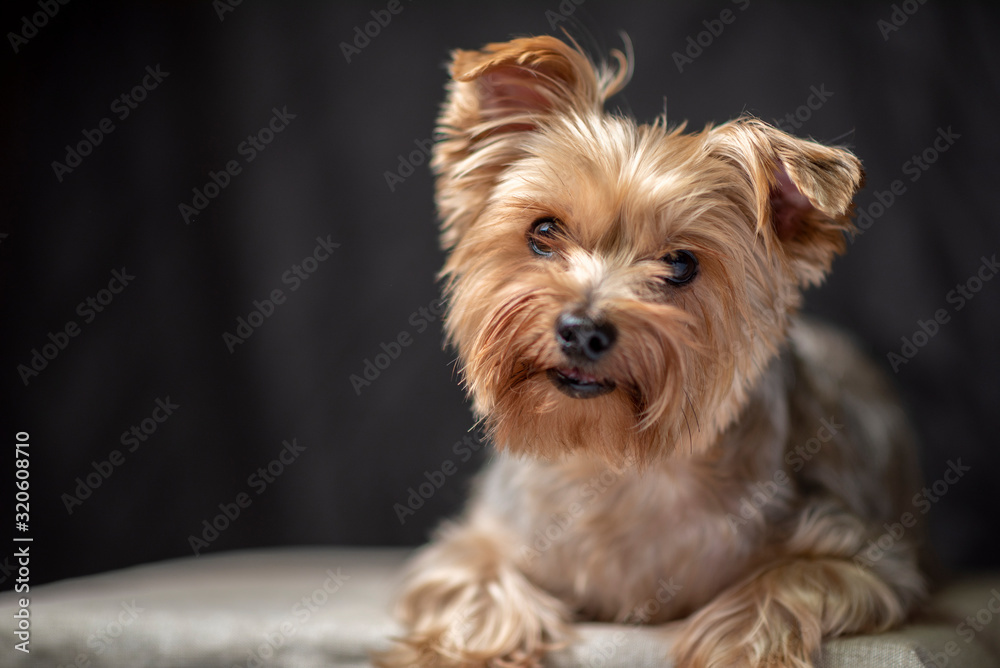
[433,36,863,465]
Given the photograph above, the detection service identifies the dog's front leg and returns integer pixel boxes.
[672,507,924,668]
[375,512,572,668]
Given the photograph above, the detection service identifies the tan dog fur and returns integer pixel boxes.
[376,36,925,668]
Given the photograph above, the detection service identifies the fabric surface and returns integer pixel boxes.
[1,548,999,667]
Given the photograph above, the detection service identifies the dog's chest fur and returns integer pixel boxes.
[470,318,909,624]
[479,456,768,622]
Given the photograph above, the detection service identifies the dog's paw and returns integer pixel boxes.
[374,588,567,668]
[375,590,566,668]
[671,555,911,668]
[375,636,548,668]
[672,598,816,668]
[374,521,571,668]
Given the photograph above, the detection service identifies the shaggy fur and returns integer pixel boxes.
[376,35,925,668]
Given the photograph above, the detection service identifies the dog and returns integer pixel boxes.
[376,35,926,668]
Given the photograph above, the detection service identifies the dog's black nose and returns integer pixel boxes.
[555,312,616,362]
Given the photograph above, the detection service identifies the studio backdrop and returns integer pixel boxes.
[2,1,998,589]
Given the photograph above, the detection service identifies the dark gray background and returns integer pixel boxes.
[2,1,998,589]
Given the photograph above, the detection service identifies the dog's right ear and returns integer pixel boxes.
[433,36,630,250]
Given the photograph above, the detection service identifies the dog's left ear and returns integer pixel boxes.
[706,118,865,287]
[433,36,630,251]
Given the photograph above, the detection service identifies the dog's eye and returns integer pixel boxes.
[528,217,561,257]
[661,250,698,285]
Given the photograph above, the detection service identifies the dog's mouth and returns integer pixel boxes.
[547,367,616,399]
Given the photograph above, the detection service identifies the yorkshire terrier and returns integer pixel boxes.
[378,35,926,668]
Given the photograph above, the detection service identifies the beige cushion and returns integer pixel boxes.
[1,548,998,667]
